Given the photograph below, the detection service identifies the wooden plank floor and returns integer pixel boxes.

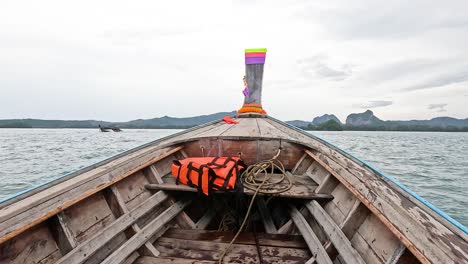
[135,229,312,263]
[145,173,334,200]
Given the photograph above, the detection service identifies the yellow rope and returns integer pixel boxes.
[218,149,293,263]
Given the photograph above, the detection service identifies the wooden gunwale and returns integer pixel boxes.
[304,149,430,263]
[0,146,183,244]
[0,119,223,209]
[267,116,467,238]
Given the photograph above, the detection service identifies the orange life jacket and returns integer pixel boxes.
[171,157,245,195]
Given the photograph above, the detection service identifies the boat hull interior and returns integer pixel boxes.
[0,115,466,264]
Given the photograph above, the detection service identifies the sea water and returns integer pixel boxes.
[0,129,466,226]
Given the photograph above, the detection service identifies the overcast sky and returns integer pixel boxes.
[1,0,467,122]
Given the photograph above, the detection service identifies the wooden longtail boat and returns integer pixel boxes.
[0,49,467,264]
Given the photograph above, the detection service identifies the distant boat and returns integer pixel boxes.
[98,125,111,132]
[98,125,122,132]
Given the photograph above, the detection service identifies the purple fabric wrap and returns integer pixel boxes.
[242,86,249,97]
[245,57,266,64]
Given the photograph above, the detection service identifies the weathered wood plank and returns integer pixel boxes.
[306,162,331,185]
[353,213,402,263]
[289,205,333,264]
[104,186,160,257]
[190,122,236,138]
[194,203,219,230]
[122,252,140,264]
[385,243,407,264]
[146,165,195,229]
[0,222,62,264]
[0,146,183,244]
[306,201,366,264]
[145,183,333,200]
[101,199,191,264]
[303,150,426,263]
[350,230,386,263]
[265,117,466,264]
[55,191,168,264]
[48,211,77,255]
[386,244,419,264]
[64,192,116,243]
[277,219,295,234]
[256,117,297,140]
[292,153,307,174]
[340,201,370,239]
[276,207,309,235]
[256,196,277,234]
[135,256,216,264]
[315,174,338,194]
[303,149,460,264]
[222,118,260,137]
[161,228,308,249]
[115,171,152,211]
[154,237,312,263]
[305,257,317,264]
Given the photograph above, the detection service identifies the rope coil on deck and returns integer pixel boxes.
[218,149,293,263]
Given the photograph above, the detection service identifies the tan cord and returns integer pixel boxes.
[218,149,293,263]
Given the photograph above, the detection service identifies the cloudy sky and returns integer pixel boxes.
[1,0,467,122]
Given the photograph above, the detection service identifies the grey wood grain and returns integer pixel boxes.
[289,205,333,264]
[306,201,366,264]
[55,191,168,264]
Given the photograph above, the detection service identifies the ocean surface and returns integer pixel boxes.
[0,129,466,227]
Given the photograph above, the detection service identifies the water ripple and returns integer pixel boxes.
[312,131,467,226]
[0,129,466,226]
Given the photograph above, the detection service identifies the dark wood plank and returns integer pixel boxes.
[146,165,195,229]
[55,191,168,264]
[145,183,333,201]
[48,211,77,255]
[135,256,216,264]
[194,202,220,230]
[101,200,191,264]
[161,228,308,249]
[256,196,277,234]
[306,201,366,264]
[154,237,312,263]
[0,222,62,264]
[386,244,419,264]
[289,205,333,264]
[103,186,160,257]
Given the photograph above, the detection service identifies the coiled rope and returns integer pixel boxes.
[218,149,293,263]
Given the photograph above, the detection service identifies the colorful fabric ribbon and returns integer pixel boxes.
[242,86,249,97]
[223,116,239,124]
[245,48,267,65]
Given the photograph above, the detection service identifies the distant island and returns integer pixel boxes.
[1,110,467,132]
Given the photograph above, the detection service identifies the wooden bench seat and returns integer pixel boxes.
[145,173,333,200]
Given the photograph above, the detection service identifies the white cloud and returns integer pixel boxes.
[354,100,393,109]
[0,0,467,121]
[428,103,448,112]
